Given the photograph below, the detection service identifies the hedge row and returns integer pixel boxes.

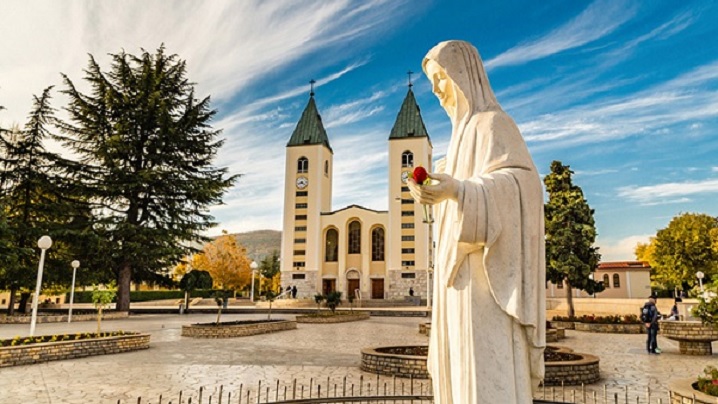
[66,289,226,303]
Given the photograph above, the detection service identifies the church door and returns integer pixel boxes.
[322,279,336,295]
[371,279,384,299]
[347,279,360,298]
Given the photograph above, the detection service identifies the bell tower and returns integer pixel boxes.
[387,78,433,299]
[280,82,333,297]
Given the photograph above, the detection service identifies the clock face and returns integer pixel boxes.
[296,176,308,189]
[401,171,410,183]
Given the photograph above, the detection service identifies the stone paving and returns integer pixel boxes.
[0,313,715,403]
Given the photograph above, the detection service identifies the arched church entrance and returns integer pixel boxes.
[346,269,361,299]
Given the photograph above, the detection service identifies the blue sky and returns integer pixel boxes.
[1,0,717,261]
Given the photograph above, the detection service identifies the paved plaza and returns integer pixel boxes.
[0,312,716,403]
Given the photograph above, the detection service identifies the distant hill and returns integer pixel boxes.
[231,230,282,261]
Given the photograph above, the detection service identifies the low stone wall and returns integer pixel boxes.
[660,321,718,355]
[0,333,149,368]
[669,379,717,404]
[549,321,575,330]
[546,328,566,343]
[295,312,370,324]
[181,320,297,338]
[574,322,644,334]
[360,346,429,379]
[0,312,129,324]
[544,346,600,386]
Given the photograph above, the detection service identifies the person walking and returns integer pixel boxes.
[642,294,660,354]
[291,285,297,299]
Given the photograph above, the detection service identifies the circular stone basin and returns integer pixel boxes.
[361,345,429,379]
[543,346,600,386]
[660,321,718,355]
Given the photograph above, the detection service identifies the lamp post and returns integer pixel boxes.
[30,236,52,336]
[250,261,258,303]
[426,265,433,309]
[696,271,705,292]
[68,260,80,323]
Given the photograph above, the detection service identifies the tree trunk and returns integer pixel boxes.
[184,290,189,314]
[566,281,575,318]
[117,264,132,312]
[97,306,103,333]
[18,292,31,314]
[216,306,222,324]
[6,287,17,316]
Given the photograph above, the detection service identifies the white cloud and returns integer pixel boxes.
[617,179,718,205]
[485,0,637,69]
[519,59,718,150]
[596,234,652,262]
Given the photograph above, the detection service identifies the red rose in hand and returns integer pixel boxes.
[412,166,429,185]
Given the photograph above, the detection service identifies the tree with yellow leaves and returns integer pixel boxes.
[192,231,251,292]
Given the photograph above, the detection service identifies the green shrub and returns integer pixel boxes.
[691,286,717,328]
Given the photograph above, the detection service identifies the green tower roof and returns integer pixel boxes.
[389,88,430,142]
[287,96,332,152]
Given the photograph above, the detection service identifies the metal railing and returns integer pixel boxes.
[114,376,706,404]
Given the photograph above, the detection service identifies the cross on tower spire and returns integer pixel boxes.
[407,71,414,88]
[310,79,316,97]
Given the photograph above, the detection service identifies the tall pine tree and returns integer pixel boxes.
[58,46,238,311]
[0,87,83,314]
[544,161,603,317]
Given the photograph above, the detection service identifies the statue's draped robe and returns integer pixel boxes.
[424,41,545,404]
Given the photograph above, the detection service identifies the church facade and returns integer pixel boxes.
[280,86,434,300]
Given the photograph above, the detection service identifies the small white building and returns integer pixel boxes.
[547,261,652,299]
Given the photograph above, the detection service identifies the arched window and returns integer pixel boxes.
[372,227,385,261]
[297,157,309,173]
[603,274,610,288]
[348,221,361,254]
[401,151,413,168]
[613,273,620,288]
[324,160,329,175]
[325,229,338,262]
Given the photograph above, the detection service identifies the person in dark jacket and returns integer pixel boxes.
[291,285,297,299]
[643,294,660,354]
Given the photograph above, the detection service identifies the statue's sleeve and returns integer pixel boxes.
[454,175,503,247]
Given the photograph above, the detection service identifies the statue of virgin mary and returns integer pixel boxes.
[408,40,546,403]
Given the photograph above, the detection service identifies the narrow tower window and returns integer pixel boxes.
[297,157,309,173]
[324,160,329,175]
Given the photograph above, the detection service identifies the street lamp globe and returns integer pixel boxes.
[71,260,80,269]
[250,261,258,270]
[38,235,52,250]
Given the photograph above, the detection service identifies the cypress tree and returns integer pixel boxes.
[57,46,238,311]
[544,161,604,317]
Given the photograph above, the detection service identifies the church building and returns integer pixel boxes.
[280,84,433,300]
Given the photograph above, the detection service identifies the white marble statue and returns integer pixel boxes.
[407,40,546,403]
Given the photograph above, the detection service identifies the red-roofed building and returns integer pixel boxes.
[547,261,651,299]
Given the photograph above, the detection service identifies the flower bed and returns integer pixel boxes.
[573,322,644,334]
[668,378,718,404]
[0,332,149,367]
[360,345,429,379]
[0,311,128,324]
[181,319,296,338]
[551,315,642,334]
[295,312,370,323]
[543,346,600,386]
